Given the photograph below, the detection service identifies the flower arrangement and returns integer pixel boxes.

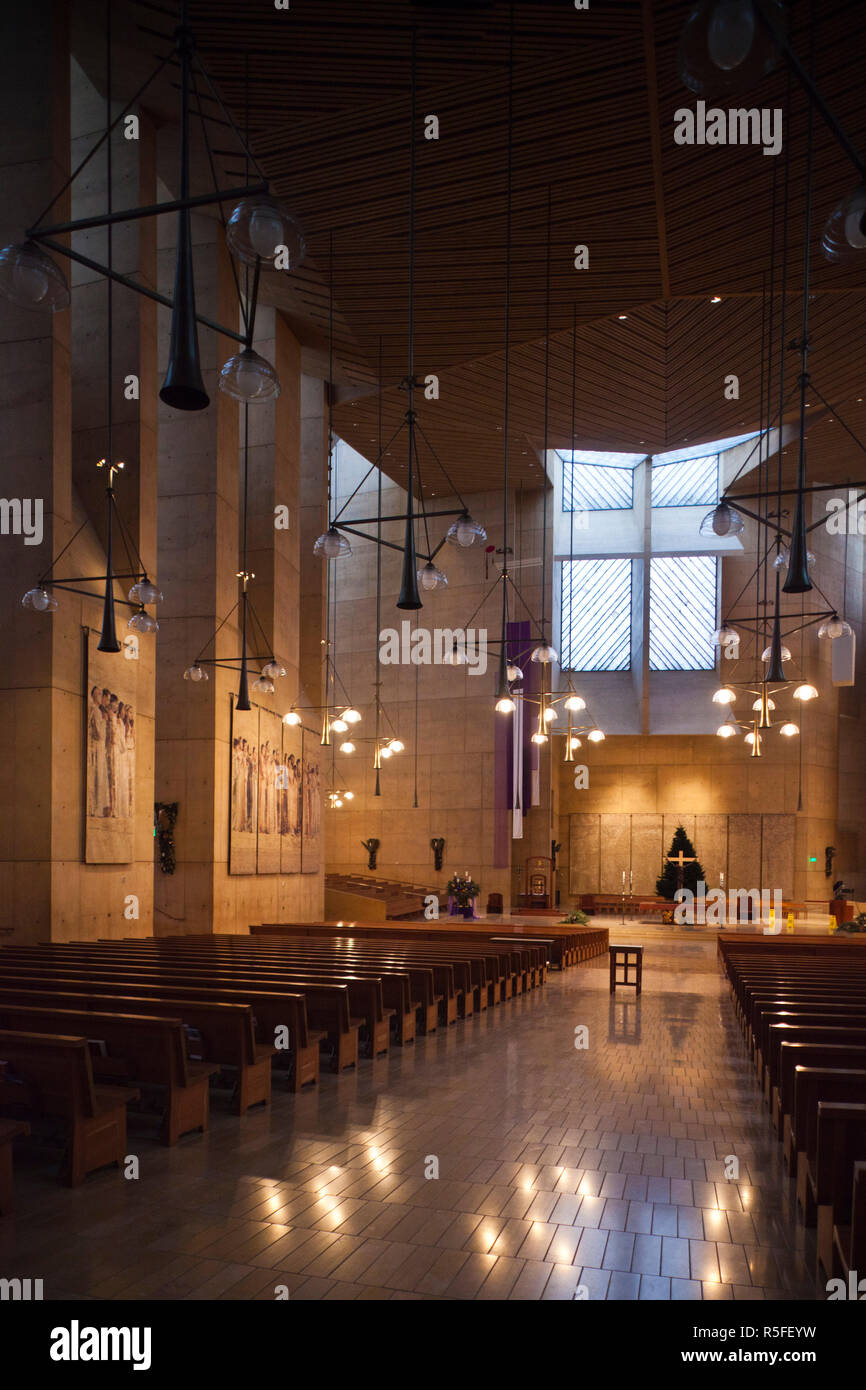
[837,911,866,934]
[559,910,589,925]
[447,872,480,907]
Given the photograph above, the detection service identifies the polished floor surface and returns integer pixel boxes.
[0,931,816,1301]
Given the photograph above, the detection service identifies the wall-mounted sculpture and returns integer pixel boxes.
[431,837,445,872]
[362,838,380,871]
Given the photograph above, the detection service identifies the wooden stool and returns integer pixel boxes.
[609,944,643,995]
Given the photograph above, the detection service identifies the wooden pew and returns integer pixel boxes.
[25,944,447,1038]
[1,948,387,1062]
[774,1037,866,1141]
[0,1118,29,1214]
[141,942,427,1038]
[0,959,363,1073]
[0,1031,138,1187]
[0,1004,218,1143]
[0,983,320,1093]
[791,1068,866,1215]
[752,1005,866,1090]
[251,920,608,971]
[832,1161,866,1284]
[810,1096,866,1280]
[0,984,276,1115]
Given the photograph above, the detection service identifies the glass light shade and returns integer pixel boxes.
[226,197,306,268]
[530,642,558,665]
[252,675,275,694]
[334,798,343,808]
[822,184,866,264]
[712,624,738,648]
[343,791,354,801]
[128,608,158,633]
[774,546,815,571]
[745,730,759,745]
[779,722,799,737]
[752,696,775,711]
[219,347,280,402]
[262,660,286,679]
[699,502,745,538]
[313,526,351,559]
[388,739,404,753]
[587,729,605,743]
[712,686,736,704]
[761,643,791,663]
[283,709,301,725]
[418,561,447,591]
[792,683,818,701]
[341,707,362,724]
[446,511,487,548]
[531,731,548,745]
[128,578,163,605]
[339,741,355,754]
[716,723,737,738]
[183,663,208,682]
[379,745,392,759]
[564,694,586,711]
[443,645,468,666]
[819,616,852,640]
[21,586,58,612]
[506,663,523,682]
[568,736,582,751]
[495,695,516,713]
[677,0,784,99]
[331,717,348,733]
[0,241,70,310]
[543,706,557,723]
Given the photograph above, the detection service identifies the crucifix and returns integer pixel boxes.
[666,848,697,894]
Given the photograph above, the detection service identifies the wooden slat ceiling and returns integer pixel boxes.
[105,0,866,492]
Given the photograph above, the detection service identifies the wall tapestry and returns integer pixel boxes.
[85,629,137,863]
[256,708,283,874]
[229,701,314,876]
[300,729,321,875]
[229,700,259,874]
[280,717,302,874]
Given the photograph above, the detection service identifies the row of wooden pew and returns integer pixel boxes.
[0,924,562,1203]
[253,920,610,972]
[718,933,866,1293]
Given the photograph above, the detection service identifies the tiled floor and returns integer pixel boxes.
[0,929,817,1300]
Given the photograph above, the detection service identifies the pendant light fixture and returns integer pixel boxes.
[398,31,423,612]
[160,14,207,411]
[20,20,161,646]
[313,235,352,560]
[2,1,301,415]
[783,37,816,597]
[182,405,286,702]
[677,1,785,99]
[318,30,482,607]
[529,187,558,669]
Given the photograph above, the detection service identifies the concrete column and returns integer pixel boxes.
[0,3,71,940]
[154,214,239,934]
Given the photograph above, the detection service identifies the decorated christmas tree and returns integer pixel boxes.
[656,825,705,900]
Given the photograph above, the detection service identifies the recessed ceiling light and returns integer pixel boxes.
[617,314,627,320]
[710,295,722,303]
